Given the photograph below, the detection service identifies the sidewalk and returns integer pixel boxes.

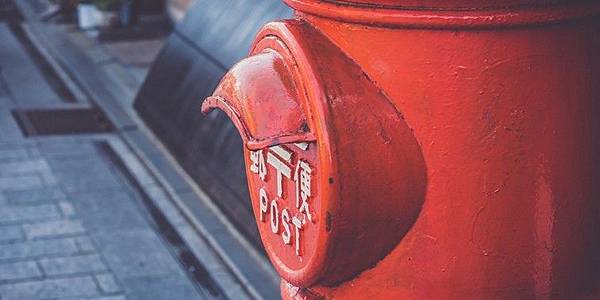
[0,1,254,299]
[1,0,281,298]
[0,17,212,300]
[0,136,207,300]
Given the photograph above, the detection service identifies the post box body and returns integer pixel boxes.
[203,1,600,298]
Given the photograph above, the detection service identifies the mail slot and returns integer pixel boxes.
[203,1,600,298]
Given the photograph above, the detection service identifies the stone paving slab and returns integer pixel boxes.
[0,276,100,300]
[0,260,42,281]
[0,226,24,243]
[0,238,79,261]
[0,24,63,107]
[102,40,165,68]
[0,137,208,299]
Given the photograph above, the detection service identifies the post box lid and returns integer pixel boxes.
[202,50,315,150]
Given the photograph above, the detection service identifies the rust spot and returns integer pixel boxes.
[300,121,309,132]
[326,212,332,232]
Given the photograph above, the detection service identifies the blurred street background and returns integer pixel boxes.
[0,0,288,299]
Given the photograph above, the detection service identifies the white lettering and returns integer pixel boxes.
[259,188,268,222]
[267,152,291,198]
[250,150,267,181]
[270,145,292,161]
[249,143,317,257]
[294,160,314,223]
[281,209,291,245]
[270,199,279,234]
[292,216,303,256]
[294,142,309,151]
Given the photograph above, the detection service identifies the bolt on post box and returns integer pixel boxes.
[203,1,600,299]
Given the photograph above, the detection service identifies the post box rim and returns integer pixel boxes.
[284,0,600,29]
[247,23,338,286]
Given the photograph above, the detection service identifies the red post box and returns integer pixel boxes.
[202,1,600,298]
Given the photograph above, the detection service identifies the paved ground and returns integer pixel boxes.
[62,20,167,93]
[0,1,281,298]
[0,137,202,300]
[0,17,207,300]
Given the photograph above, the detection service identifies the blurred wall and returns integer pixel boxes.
[134,0,291,248]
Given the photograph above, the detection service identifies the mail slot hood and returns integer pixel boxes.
[203,49,315,150]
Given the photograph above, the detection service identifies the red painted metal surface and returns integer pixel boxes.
[202,24,427,286]
[203,0,600,298]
